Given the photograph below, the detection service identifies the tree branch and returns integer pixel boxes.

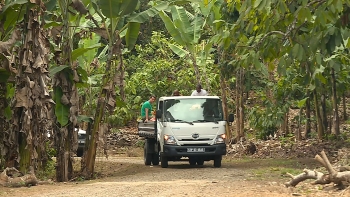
[285,169,330,187]
[255,31,286,48]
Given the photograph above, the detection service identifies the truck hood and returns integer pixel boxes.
[167,121,226,141]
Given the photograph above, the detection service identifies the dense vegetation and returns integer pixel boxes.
[1,0,350,181]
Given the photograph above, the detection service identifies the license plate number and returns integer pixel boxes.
[187,148,205,152]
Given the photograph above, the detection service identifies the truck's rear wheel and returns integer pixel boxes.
[144,142,152,165]
[161,155,168,168]
[213,155,222,168]
[152,152,159,165]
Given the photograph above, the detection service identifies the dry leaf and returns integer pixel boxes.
[61,94,69,105]
[15,87,28,108]
[33,55,43,68]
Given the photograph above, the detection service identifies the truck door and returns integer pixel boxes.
[157,100,164,142]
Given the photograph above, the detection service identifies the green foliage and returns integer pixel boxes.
[135,140,145,148]
[248,106,281,140]
[54,87,70,127]
[37,159,56,180]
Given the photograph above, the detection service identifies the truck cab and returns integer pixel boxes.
[138,96,234,168]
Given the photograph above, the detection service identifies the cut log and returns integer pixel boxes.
[285,169,330,187]
[0,166,38,187]
[285,150,350,188]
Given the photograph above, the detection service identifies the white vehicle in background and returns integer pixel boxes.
[138,96,234,168]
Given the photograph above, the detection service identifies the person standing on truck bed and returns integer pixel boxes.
[141,95,156,122]
[191,84,208,96]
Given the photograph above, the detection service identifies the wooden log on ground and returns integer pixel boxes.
[0,166,38,187]
[285,150,350,188]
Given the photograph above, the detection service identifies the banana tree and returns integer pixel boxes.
[158,4,206,87]
[83,0,170,177]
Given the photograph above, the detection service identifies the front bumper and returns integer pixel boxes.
[161,144,226,157]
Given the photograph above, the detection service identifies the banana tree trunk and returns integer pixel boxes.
[8,4,52,174]
[314,90,324,139]
[83,35,120,177]
[0,82,8,168]
[331,68,340,136]
[54,0,79,182]
[190,56,201,86]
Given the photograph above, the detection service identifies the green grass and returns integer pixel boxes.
[224,157,319,181]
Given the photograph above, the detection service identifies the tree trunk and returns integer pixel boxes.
[0,82,8,168]
[54,0,79,182]
[331,68,340,136]
[235,68,244,139]
[314,90,324,139]
[320,93,328,134]
[7,4,52,174]
[83,34,120,178]
[296,108,302,141]
[282,111,289,136]
[220,71,231,140]
[305,93,311,138]
[190,56,201,86]
[239,69,244,138]
[343,92,347,121]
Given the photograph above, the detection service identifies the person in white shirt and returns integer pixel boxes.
[191,84,208,96]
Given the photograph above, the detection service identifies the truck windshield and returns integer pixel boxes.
[164,98,223,123]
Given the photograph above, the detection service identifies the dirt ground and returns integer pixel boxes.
[1,152,349,197]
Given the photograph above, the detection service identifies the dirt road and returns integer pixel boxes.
[1,157,348,197]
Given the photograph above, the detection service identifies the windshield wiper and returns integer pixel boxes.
[193,119,219,124]
[173,119,194,125]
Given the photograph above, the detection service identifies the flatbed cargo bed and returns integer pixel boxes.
[137,121,156,138]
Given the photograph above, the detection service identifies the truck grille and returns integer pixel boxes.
[179,138,210,141]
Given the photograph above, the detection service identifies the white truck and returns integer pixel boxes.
[138,96,234,168]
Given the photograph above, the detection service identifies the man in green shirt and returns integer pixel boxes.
[141,95,156,122]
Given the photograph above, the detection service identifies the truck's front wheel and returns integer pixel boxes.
[152,152,159,165]
[161,155,168,168]
[213,155,222,168]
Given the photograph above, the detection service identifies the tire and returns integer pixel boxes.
[214,155,222,168]
[189,157,196,166]
[77,149,83,157]
[144,143,152,165]
[152,152,159,165]
[196,160,204,166]
[161,155,168,168]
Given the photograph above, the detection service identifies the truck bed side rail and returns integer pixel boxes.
[138,121,156,138]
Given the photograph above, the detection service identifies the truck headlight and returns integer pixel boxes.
[164,135,176,145]
[215,134,226,144]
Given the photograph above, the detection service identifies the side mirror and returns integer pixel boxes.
[156,110,162,119]
[228,113,234,122]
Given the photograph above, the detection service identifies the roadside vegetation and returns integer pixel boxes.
[0,0,350,192]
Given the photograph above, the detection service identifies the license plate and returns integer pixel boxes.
[187,148,205,152]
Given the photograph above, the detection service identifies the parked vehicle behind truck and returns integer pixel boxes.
[138,96,234,168]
